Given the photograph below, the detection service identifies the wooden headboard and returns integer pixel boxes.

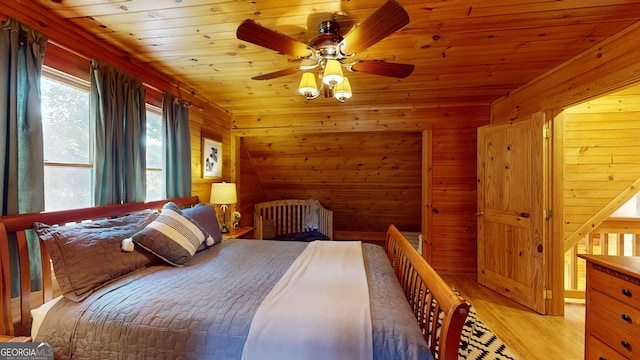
[0,196,200,336]
[385,225,469,360]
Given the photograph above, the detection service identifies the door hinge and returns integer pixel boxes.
[543,127,551,139]
[543,289,552,300]
[544,208,553,220]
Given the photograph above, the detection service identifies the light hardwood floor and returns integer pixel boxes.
[443,274,586,360]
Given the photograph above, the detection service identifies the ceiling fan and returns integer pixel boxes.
[236,1,414,102]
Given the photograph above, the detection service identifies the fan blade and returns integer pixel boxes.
[350,60,414,78]
[252,67,301,80]
[237,19,312,58]
[339,1,409,55]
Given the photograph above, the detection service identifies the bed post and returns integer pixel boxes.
[0,220,14,336]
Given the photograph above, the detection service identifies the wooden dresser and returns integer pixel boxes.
[579,255,640,360]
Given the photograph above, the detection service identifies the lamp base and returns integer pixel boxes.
[220,224,229,233]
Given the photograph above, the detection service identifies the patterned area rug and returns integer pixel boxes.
[457,295,519,360]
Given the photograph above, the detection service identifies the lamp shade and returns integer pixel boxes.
[298,72,318,96]
[333,77,352,101]
[210,182,237,204]
[322,59,344,86]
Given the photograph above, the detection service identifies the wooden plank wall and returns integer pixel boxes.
[562,84,640,250]
[430,123,484,273]
[242,131,423,241]
[190,108,233,205]
[234,106,489,273]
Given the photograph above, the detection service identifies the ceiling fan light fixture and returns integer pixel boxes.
[237,1,413,104]
[322,59,344,86]
[333,77,352,102]
[298,72,320,98]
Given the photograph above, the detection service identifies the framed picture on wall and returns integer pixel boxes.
[202,136,222,178]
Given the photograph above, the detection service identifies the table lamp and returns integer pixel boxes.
[210,182,237,233]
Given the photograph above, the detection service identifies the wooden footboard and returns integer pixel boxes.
[0,197,199,337]
[385,225,469,360]
[253,199,333,240]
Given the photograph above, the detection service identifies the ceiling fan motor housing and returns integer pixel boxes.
[310,21,344,59]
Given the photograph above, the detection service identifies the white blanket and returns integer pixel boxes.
[242,241,373,360]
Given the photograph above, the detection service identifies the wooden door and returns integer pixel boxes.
[477,113,548,314]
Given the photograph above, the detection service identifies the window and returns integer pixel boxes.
[41,68,92,211]
[611,194,640,218]
[146,106,164,201]
[41,67,165,210]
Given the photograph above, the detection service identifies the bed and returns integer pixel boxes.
[253,199,333,240]
[0,197,468,360]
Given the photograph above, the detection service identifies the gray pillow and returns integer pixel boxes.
[130,207,208,266]
[183,203,223,245]
[35,210,158,302]
[163,202,222,248]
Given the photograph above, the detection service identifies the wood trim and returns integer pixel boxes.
[422,129,433,264]
[550,111,566,315]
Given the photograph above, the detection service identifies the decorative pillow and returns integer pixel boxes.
[182,203,223,245]
[35,210,158,302]
[161,202,220,249]
[130,206,207,266]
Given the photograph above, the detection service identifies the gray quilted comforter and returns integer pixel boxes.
[36,240,432,360]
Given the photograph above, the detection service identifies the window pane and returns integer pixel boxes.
[41,76,91,164]
[44,166,92,211]
[146,169,163,201]
[146,110,163,168]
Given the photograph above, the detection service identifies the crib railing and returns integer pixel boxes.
[564,218,640,299]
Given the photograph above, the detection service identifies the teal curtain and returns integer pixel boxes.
[0,18,47,295]
[162,92,191,198]
[91,59,147,205]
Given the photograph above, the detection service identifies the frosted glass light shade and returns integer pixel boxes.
[210,182,237,204]
[333,77,352,101]
[322,59,344,86]
[298,72,318,96]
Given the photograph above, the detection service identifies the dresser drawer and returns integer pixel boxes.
[587,335,628,360]
[590,264,640,308]
[589,310,639,358]
[591,290,640,335]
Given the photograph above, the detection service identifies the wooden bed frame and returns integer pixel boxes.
[253,199,333,240]
[0,197,468,360]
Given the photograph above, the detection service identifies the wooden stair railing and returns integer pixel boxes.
[564,218,640,299]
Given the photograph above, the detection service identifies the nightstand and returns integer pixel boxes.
[222,226,255,240]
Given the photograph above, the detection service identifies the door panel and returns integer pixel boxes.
[477,113,547,314]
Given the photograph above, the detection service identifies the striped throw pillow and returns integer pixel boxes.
[131,208,206,266]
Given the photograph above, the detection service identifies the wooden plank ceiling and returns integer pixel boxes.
[30,0,640,116]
